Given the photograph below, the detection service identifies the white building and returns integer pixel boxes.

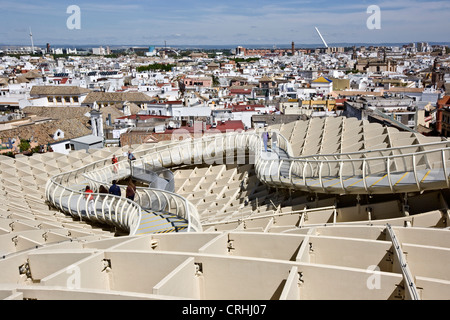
[92,47,106,55]
[146,102,212,119]
[310,76,333,96]
[27,85,91,107]
[212,104,273,129]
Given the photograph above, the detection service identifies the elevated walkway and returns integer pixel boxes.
[135,211,188,235]
[45,120,450,236]
[258,138,450,195]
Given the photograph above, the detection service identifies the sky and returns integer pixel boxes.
[0,0,449,47]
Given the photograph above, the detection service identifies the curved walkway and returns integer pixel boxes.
[45,127,450,236]
[260,136,450,195]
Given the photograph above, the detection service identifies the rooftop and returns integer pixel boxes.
[82,92,154,104]
[161,120,245,134]
[312,76,333,83]
[71,134,104,145]
[0,117,91,145]
[30,85,91,96]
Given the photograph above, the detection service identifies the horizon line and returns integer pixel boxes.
[2,41,449,48]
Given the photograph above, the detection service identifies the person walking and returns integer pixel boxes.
[127,150,136,176]
[127,150,136,161]
[85,185,95,216]
[271,131,278,152]
[109,180,121,197]
[111,154,118,174]
[126,179,136,201]
[99,185,109,194]
[262,131,269,152]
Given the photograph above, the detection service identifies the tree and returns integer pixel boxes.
[136,63,175,72]
[212,75,220,87]
[18,139,31,153]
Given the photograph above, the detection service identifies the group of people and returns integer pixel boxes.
[84,149,139,216]
[84,179,137,215]
[107,179,136,201]
[111,150,136,174]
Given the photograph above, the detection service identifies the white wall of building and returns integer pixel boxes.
[170,106,212,118]
[19,97,48,109]
[50,140,72,155]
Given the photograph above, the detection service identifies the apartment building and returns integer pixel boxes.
[29,85,91,106]
[437,96,450,136]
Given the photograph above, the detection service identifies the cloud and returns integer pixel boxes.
[0,0,449,45]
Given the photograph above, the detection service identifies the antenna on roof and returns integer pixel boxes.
[315,27,328,48]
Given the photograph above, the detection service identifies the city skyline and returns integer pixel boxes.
[0,0,449,47]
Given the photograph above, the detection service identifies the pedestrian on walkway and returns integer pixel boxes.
[99,185,109,194]
[262,131,269,152]
[127,151,136,175]
[271,131,278,151]
[109,180,121,197]
[111,154,118,174]
[126,179,136,201]
[85,185,95,216]
[127,150,136,161]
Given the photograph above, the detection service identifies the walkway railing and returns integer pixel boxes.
[255,142,450,194]
[129,130,449,195]
[46,127,450,236]
[131,161,175,192]
[83,168,202,234]
[45,175,142,235]
[46,139,210,235]
[291,140,450,161]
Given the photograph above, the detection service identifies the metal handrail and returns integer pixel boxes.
[81,168,202,233]
[46,176,142,235]
[46,128,450,236]
[237,130,449,194]
[290,140,450,161]
[276,146,450,165]
[273,148,449,186]
[47,135,222,235]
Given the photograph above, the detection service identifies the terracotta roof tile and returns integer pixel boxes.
[30,85,91,96]
[22,106,91,120]
[0,118,91,145]
[82,92,154,104]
